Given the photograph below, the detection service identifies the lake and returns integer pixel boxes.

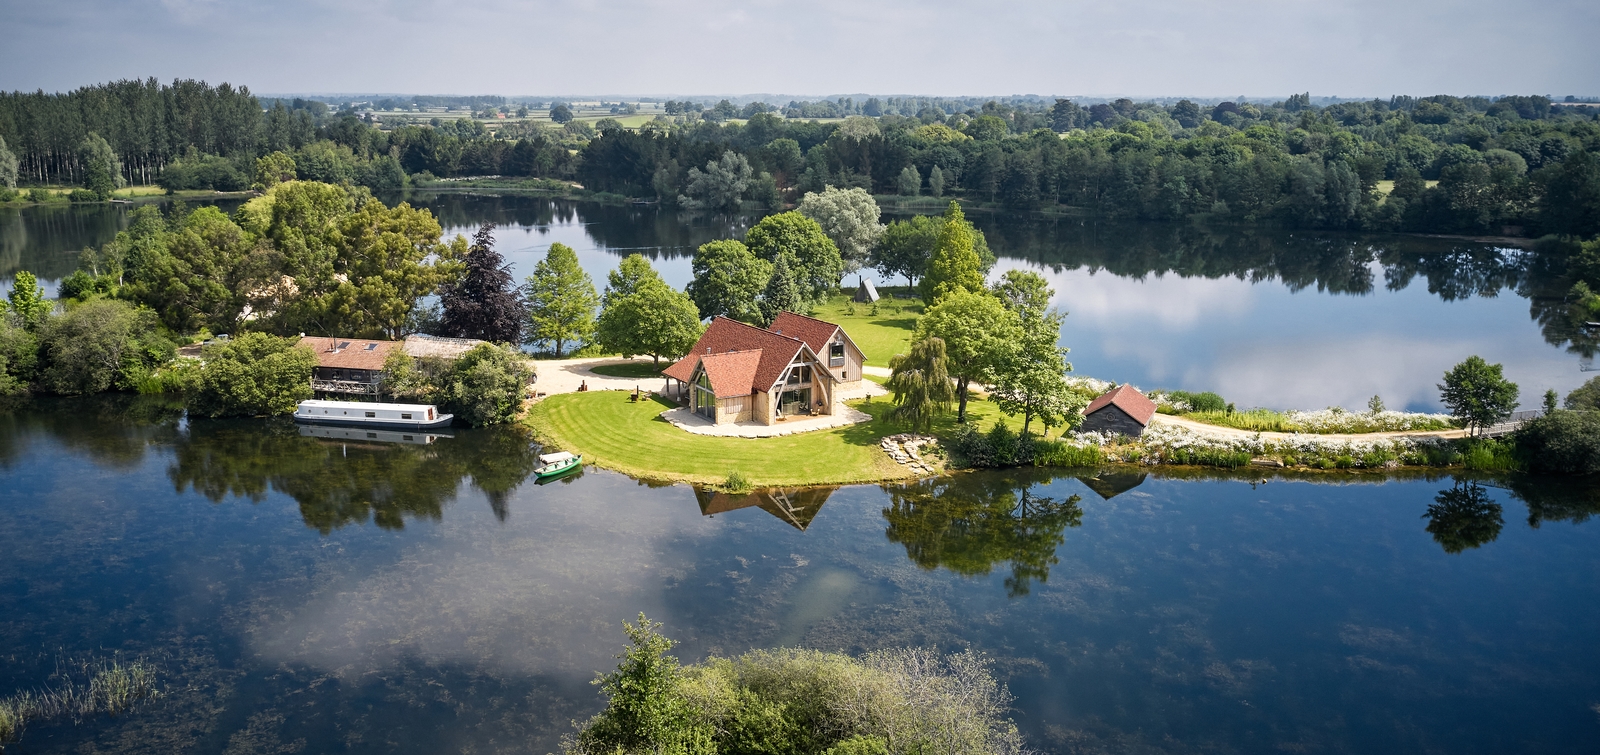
[3,193,1593,412]
[1,397,1597,753]
[0,195,1598,753]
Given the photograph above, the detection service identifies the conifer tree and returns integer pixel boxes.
[438,222,526,343]
[758,254,803,325]
[921,202,985,304]
[525,242,598,357]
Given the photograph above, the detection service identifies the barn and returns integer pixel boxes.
[1080,384,1159,437]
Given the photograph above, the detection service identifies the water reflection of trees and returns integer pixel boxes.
[882,470,1083,598]
[399,193,758,262]
[168,419,539,533]
[0,394,184,469]
[1423,481,1505,553]
[1503,475,1600,528]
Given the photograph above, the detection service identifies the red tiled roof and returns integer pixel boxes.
[1084,384,1158,426]
[768,311,841,354]
[298,336,403,370]
[662,317,811,395]
[699,350,763,398]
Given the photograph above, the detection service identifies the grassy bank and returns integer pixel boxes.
[811,294,923,366]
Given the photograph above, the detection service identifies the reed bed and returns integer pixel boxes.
[0,657,159,748]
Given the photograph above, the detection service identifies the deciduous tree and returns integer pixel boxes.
[597,256,702,366]
[914,289,1020,421]
[886,336,955,432]
[687,239,770,323]
[438,222,525,343]
[797,186,884,273]
[871,215,940,288]
[743,212,843,305]
[678,152,752,211]
[1438,355,1520,435]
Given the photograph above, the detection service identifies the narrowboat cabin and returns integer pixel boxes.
[293,400,454,430]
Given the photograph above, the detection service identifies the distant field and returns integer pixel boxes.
[1373,179,1441,197]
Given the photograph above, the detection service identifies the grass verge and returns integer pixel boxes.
[813,294,922,366]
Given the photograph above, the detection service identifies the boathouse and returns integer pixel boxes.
[1081,384,1158,437]
[661,313,864,425]
[299,336,403,395]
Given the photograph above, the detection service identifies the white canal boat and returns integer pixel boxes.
[293,400,454,430]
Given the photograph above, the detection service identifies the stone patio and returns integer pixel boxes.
[661,405,874,438]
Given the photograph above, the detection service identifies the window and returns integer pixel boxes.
[338,341,351,349]
[401,413,412,419]
[365,411,376,418]
[403,435,414,441]
[364,343,378,351]
[366,432,377,438]
[786,365,810,385]
[829,342,846,367]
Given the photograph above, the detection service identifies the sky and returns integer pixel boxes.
[1,0,1597,98]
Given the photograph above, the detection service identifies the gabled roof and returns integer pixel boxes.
[663,316,813,395]
[698,350,764,398]
[1084,384,1158,426]
[298,336,403,370]
[768,311,842,355]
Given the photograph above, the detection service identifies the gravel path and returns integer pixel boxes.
[532,356,668,395]
[1148,413,1471,441]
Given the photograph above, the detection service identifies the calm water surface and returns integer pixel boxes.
[0,398,1597,753]
[3,193,1592,411]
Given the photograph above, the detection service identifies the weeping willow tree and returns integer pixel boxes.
[886,336,956,432]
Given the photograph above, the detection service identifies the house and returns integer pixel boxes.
[660,313,864,425]
[767,311,866,388]
[1080,384,1158,437]
[853,277,879,303]
[299,336,404,396]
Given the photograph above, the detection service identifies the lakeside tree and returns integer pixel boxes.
[928,165,945,197]
[6,271,52,330]
[798,185,884,272]
[77,133,122,199]
[988,272,1080,435]
[253,151,297,190]
[1438,355,1520,435]
[743,212,844,305]
[597,255,702,366]
[922,202,986,304]
[678,152,752,211]
[886,336,956,432]
[188,333,315,417]
[524,242,598,356]
[1566,376,1600,410]
[871,215,940,287]
[898,165,921,196]
[435,343,533,426]
[37,299,173,395]
[0,316,39,395]
[915,289,1020,421]
[686,239,770,323]
[439,222,525,343]
[549,104,574,124]
[128,205,259,334]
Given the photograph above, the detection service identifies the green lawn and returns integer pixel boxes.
[526,392,912,486]
[813,294,922,366]
[525,388,1042,488]
[588,361,664,379]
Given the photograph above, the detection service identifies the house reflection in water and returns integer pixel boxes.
[1078,470,1148,500]
[694,487,837,531]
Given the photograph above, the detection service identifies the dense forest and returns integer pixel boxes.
[1,80,1598,239]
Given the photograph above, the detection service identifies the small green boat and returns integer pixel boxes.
[535,451,582,479]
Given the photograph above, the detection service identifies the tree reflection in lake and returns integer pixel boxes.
[881,470,1083,597]
[0,394,184,469]
[168,418,539,533]
[1504,474,1600,528]
[1423,480,1505,553]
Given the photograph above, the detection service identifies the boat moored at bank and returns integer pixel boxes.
[293,400,454,430]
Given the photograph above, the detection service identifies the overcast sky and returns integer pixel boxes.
[3,0,1597,99]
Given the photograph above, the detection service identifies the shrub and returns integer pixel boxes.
[68,188,100,202]
[724,471,752,494]
[157,151,248,191]
[187,332,315,417]
[435,343,533,426]
[57,269,119,301]
[1513,411,1600,475]
[571,616,1026,755]
[1032,439,1103,467]
[1164,447,1251,469]
[26,188,51,203]
[1169,390,1227,413]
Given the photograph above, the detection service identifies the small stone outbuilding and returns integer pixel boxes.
[1081,384,1158,437]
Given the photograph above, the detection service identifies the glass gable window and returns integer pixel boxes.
[829,343,845,366]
